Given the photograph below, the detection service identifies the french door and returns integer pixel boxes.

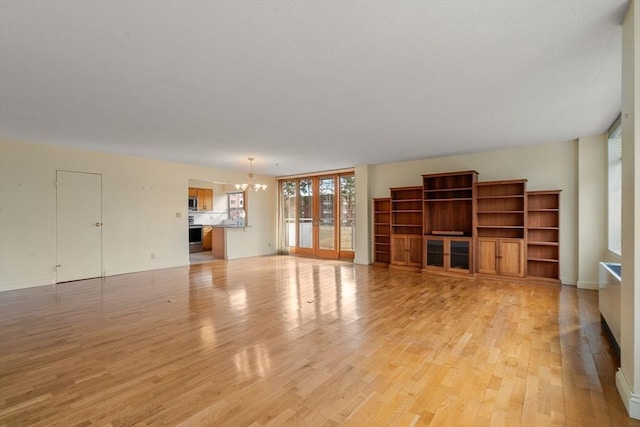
[281,173,355,259]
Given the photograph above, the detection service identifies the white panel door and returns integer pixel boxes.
[56,171,102,283]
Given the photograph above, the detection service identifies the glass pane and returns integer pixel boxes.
[450,240,470,270]
[340,175,356,251]
[608,124,622,255]
[426,239,444,267]
[298,178,313,248]
[319,177,335,250]
[281,180,296,248]
[228,192,245,225]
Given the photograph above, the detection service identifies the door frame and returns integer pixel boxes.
[293,174,338,259]
[279,171,355,260]
[55,170,103,283]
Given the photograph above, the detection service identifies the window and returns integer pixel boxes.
[228,192,246,225]
[608,118,622,255]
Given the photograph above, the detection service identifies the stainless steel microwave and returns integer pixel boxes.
[188,197,197,211]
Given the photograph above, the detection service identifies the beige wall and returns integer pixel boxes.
[369,139,579,285]
[0,139,278,291]
[354,164,371,265]
[578,135,608,289]
[617,0,640,419]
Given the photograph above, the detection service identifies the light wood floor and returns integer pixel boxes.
[1,256,638,426]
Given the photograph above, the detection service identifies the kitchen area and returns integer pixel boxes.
[188,179,247,264]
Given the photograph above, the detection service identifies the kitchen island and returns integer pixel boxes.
[209,224,251,260]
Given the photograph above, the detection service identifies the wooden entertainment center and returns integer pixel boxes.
[373,170,561,284]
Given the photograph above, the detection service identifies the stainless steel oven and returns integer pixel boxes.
[189,224,203,253]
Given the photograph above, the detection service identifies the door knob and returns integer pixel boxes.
[95,223,102,227]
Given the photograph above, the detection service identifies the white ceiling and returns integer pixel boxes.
[0,0,629,176]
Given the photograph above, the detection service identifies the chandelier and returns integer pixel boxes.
[235,157,267,191]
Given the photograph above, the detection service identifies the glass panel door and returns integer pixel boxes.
[281,180,296,250]
[449,239,470,271]
[340,175,356,254]
[318,177,335,250]
[426,238,445,268]
[298,178,313,250]
[279,173,354,260]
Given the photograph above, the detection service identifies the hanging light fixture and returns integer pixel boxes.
[235,157,267,191]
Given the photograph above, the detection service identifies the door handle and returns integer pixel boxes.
[95,222,102,227]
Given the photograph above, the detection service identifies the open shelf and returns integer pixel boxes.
[528,241,559,246]
[474,180,527,241]
[526,190,561,282]
[422,171,478,275]
[372,198,391,265]
[423,171,477,237]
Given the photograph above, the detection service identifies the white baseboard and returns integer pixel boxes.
[616,368,640,420]
[577,280,598,290]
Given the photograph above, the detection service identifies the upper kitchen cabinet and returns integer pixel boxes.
[197,188,213,211]
[189,187,214,211]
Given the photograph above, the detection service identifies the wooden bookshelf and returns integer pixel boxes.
[423,170,477,237]
[475,179,527,278]
[375,171,560,285]
[390,186,423,235]
[423,171,477,276]
[372,198,391,266]
[526,190,561,283]
[475,179,527,238]
[390,186,422,270]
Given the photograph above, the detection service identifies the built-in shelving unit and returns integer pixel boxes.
[423,171,477,275]
[373,198,391,266]
[475,180,527,278]
[526,190,561,283]
[390,186,423,235]
[423,171,477,237]
[390,186,423,270]
[372,171,560,284]
[475,180,527,239]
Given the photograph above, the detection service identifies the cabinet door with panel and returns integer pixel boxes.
[391,234,422,269]
[477,238,498,275]
[448,238,472,273]
[407,235,422,267]
[424,238,446,271]
[197,188,213,211]
[391,235,408,266]
[424,237,472,274]
[202,226,212,251]
[500,239,525,277]
[477,238,525,277]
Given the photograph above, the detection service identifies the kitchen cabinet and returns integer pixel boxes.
[197,188,213,211]
[390,234,422,270]
[202,226,212,251]
[477,238,525,278]
[424,236,472,275]
[188,187,213,211]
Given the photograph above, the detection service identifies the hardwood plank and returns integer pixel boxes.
[0,256,638,426]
